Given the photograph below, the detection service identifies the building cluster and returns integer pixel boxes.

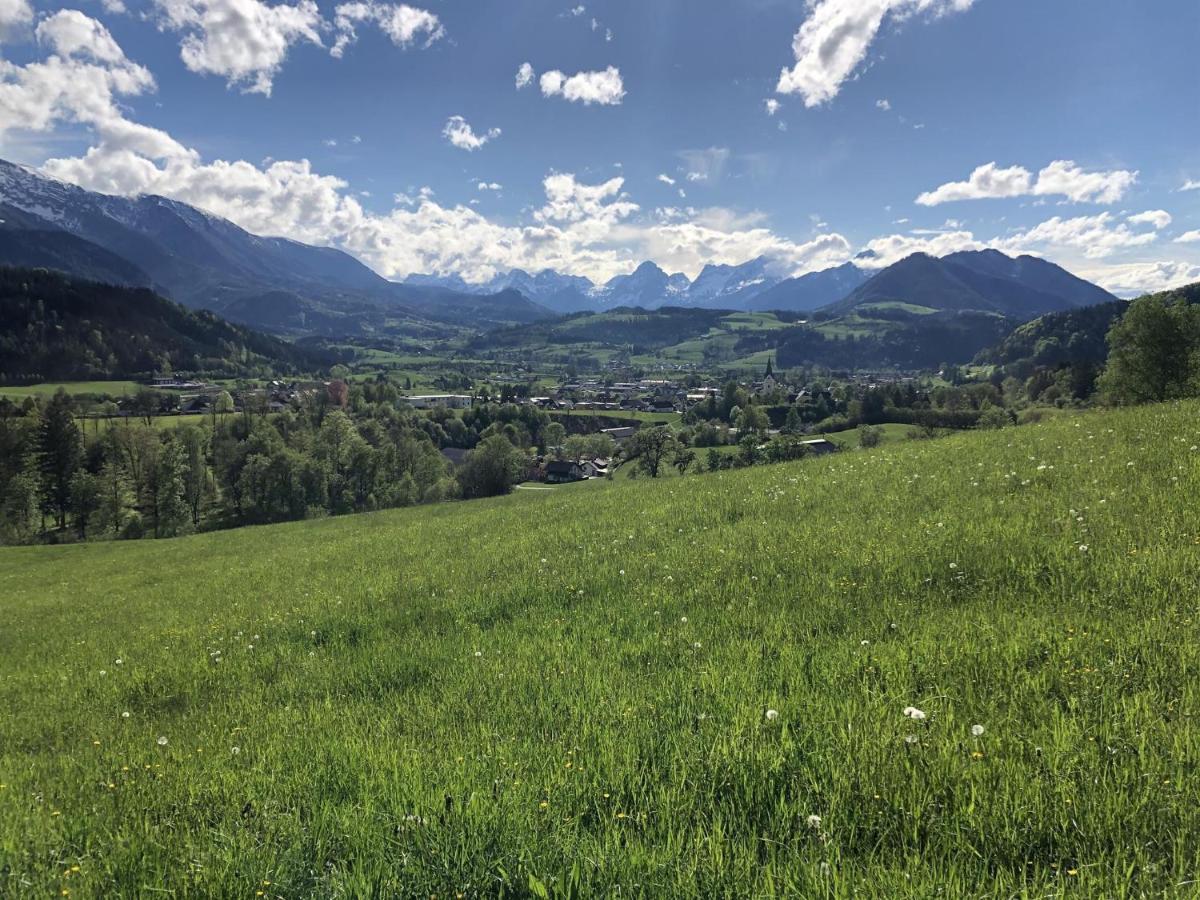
[531,379,713,413]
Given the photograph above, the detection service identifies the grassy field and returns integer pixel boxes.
[0,380,140,400]
[2,402,1200,896]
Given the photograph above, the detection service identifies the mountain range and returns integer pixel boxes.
[407,250,1114,320]
[0,157,1118,339]
[0,159,550,336]
[406,255,855,314]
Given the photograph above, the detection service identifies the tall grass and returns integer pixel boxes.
[1,401,1198,896]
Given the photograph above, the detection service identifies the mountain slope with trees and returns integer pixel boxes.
[0,159,552,336]
[825,250,1115,319]
[0,267,328,382]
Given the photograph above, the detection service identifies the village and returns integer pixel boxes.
[77,365,947,487]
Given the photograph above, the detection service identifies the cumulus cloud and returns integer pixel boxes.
[331,2,443,59]
[442,116,500,151]
[1,11,172,162]
[776,0,976,107]
[916,163,1032,206]
[1001,213,1158,259]
[858,229,983,268]
[1077,260,1200,298]
[764,98,780,116]
[1126,210,1171,230]
[1175,230,1200,244]
[1180,179,1200,192]
[477,181,501,191]
[1033,160,1137,204]
[515,61,534,89]
[656,173,676,186]
[875,98,890,111]
[0,0,33,41]
[917,159,1138,206]
[151,0,325,95]
[540,65,624,105]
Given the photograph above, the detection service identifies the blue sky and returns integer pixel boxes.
[1,0,1198,294]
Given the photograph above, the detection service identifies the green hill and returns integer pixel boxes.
[0,267,330,382]
[2,401,1199,895]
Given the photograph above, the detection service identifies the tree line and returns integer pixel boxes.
[0,386,547,545]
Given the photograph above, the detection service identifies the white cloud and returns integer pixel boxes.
[515,61,534,89]
[1032,160,1137,205]
[776,0,975,107]
[1180,179,1200,192]
[442,116,500,151]
[656,173,675,186]
[1077,261,1200,298]
[36,9,128,63]
[875,98,890,111]
[1175,230,1200,244]
[0,0,33,41]
[1126,210,1171,230]
[764,98,780,116]
[331,2,443,58]
[916,162,1032,206]
[477,181,501,191]
[151,0,325,96]
[1,11,171,161]
[859,229,983,268]
[539,66,624,105]
[917,159,1137,206]
[568,4,585,15]
[1001,212,1158,259]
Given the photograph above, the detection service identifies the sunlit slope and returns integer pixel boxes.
[2,402,1199,896]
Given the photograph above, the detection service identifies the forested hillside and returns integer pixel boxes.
[0,268,327,382]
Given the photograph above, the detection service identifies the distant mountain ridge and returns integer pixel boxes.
[825,250,1116,319]
[1,158,1118,337]
[409,249,1114,321]
[409,256,864,314]
[0,159,552,336]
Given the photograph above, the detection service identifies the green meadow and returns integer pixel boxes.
[2,401,1199,896]
[0,381,140,400]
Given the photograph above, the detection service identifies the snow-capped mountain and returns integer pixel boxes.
[683,256,781,308]
[404,256,840,312]
[0,158,553,333]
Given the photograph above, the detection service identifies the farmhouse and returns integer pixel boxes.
[601,426,637,443]
[545,460,586,484]
[801,438,839,456]
[583,458,611,478]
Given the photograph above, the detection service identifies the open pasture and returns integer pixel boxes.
[1,402,1199,896]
